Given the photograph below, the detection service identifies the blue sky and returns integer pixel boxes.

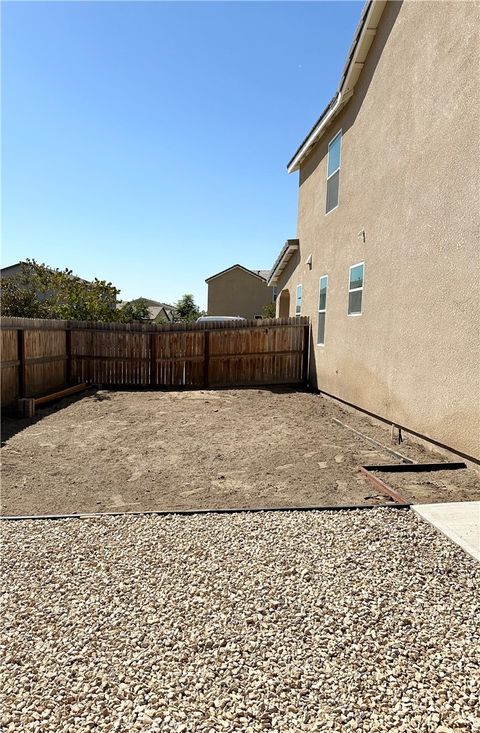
[2,1,362,308]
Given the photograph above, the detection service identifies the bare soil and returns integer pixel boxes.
[2,388,479,516]
[374,468,480,504]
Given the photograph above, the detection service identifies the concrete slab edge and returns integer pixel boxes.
[412,505,480,562]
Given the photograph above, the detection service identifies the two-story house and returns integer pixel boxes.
[206,264,275,319]
[268,0,479,460]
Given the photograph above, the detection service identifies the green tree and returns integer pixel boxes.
[0,260,130,322]
[174,293,204,323]
[117,298,151,323]
[262,302,276,319]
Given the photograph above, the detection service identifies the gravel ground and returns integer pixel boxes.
[1,508,479,732]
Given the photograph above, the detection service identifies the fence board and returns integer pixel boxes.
[24,330,67,397]
[1,316,309,406]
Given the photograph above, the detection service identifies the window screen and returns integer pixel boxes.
[295,285,302,316]
[348,263,364,315]
[326,171,339,214]
[317,275,328,345]
[326,132,341,214]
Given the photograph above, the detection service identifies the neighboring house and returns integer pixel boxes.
[206,264,275,319]
[2,264,175,322]
[1,261,117,308]
[1,262,25,279]
[117,298,176,323]
[268,1,479,460]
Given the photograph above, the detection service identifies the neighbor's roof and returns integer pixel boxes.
[206,264,271,284]
[116,298,175,314]
[148,305,174,321]
[1,261,27,273]
[132,298,175,309]
[1,260,92,284]
[287,0,386,173]
[255,270,271,280]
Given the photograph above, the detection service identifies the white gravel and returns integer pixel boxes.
[1,509,479,732]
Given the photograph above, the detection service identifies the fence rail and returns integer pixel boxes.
[1,316,309,406]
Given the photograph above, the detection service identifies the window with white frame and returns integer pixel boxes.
[348,262,364,315]
[317,275,328,345]
[295,285,302,315]
[272,286,277,302]
[326,131,341,214]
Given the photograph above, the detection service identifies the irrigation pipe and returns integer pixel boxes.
[332,418,415,464]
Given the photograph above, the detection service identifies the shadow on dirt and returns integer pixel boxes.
[1,387,101,446]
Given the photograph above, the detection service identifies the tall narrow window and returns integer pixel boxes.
[317,276,328,345]
[295,285,302,316]
[348,262,364,315]
[326,131,341,214]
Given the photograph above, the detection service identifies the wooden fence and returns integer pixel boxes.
[1,316,309,407]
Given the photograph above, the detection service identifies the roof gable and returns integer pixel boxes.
[205,264,270,284]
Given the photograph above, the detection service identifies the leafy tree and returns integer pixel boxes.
[117,298,151,323]
[174,293,204,322]
[262,302,276,319]
[0,260,137,322]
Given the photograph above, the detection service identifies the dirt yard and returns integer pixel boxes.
[2,388,479,516]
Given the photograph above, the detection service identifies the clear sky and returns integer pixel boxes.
[2,1,362,308]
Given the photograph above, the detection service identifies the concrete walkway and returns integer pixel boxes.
[413,501,480,561]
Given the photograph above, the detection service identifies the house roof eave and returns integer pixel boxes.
[287,0,386,173]
[267,240,300,287]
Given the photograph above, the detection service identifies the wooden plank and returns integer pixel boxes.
[302,323,310,384]
[0,330,19,406]
[358,466,408,505]
[2,315,309,332]
[1,366,19,406]
[204,330,210,387]
[65,330,72,384]
[17,329,26,398]
[24,355,67,365]
[209,350,302,360]
[35,383,89,406]
[24,330,67,397]
[150,333,157,387]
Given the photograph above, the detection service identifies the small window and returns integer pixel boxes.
[348,262,364,315]
[326,131,341,214]
[272,286,277,302]
[317,275,328,345]
[295,285,302,316]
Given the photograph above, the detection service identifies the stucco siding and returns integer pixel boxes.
[207,268,273,319]
[278,1,480,458]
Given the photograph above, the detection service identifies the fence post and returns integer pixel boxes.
[302,323,310,385]
[17,329,26,398]
[150,333,157,387]
[65,329,72,385]
[203,330,210,387]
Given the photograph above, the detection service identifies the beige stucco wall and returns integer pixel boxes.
[277,0,480,458]
[207,268,274,319]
